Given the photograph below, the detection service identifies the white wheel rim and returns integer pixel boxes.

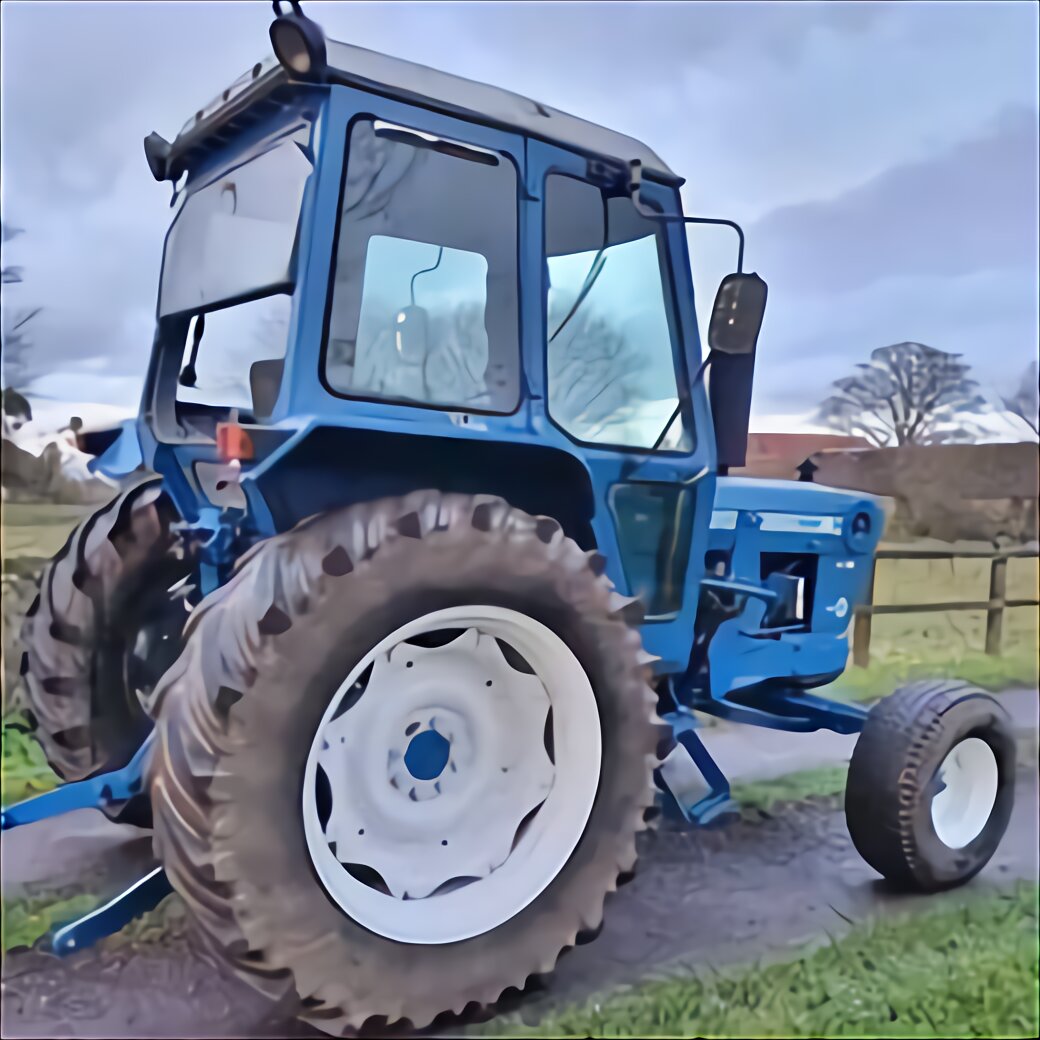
[929,737,999,849]
[302,605,602,944]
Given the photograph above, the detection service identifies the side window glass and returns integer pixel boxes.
[161,135,311,317]
[324,119,520,412]
[353,237,490,405]
[545,174,689,450]
[176,294,291,415]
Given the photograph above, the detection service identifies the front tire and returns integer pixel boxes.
[147,492,661,1032]
[845,680,1016,891]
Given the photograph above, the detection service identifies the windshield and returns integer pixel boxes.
[160,129,312,317]
[545,174,690,451]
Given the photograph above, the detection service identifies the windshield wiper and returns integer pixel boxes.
[548,250,608,343]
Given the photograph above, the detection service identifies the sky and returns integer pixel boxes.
[1,0,1037,432]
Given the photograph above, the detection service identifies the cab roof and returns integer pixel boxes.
[168,38,679,185]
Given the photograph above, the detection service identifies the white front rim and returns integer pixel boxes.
[302,605,602,944]
[930,737,999,849]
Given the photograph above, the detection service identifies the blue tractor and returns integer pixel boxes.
[7,5,1015,1031]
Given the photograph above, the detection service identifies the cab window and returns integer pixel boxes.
[324,119,520,412]
[544,173,690,450]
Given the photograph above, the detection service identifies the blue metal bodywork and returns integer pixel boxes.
[124,83,882,679]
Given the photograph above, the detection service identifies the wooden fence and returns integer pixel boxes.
[852,545,1040,668]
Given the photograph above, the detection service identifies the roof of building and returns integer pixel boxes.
[168,38,678,183]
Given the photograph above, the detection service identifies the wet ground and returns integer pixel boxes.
[2,687,1036,1037]
[2,761,1036,1039]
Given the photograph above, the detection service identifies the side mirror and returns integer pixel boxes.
[708,273,767,355]
[394,306,429,365]
[143,132,172,183]
[707,274,767,471]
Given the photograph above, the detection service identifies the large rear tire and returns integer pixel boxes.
[20,479,190,781]
[147,491,662,1032]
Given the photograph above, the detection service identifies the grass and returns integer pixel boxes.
[1,713,58,805]
[0,886,189,956]
[491,883,1040,1039]
[1,893,99,953]
[730,764,849,816]
[826,552,1039,703]
[0,502,93,561]
[830,650,1039,704]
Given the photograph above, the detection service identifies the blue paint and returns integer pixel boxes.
[88,419,143,479]
[1,736,151,830]
[658,709,739,826]
[404,729,452,781]
[51,868,173,956]
[125,57,883,793]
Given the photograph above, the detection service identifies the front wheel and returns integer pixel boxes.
[147,492,662,1032]
[845,680,1016,891]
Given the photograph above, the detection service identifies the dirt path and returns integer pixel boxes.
[2,768,1036,1039]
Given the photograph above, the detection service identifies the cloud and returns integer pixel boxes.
[751,267,1040,420]
[748,106,1039,293]
[1,0,1037,430]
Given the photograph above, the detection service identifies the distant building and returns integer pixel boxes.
[734,433,872,480]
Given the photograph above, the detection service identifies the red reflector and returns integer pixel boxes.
[216,423,255,461]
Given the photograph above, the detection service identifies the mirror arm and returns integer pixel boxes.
[627,159,745,273]
[179,313,205,388]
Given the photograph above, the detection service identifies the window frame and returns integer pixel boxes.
[317,112,525,417]
[541,168,697,457]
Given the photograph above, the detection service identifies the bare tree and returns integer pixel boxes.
[548,303,644,439]
[1,222,42,393]
[1002,360,1039,439]
[816,342,988,447]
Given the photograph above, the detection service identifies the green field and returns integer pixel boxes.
[831,550,1038,701]
[491,884,1040,1039]
[0,501,94,562]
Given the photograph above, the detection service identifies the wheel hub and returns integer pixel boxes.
[303,606,601,943]
[403,727,451,782]
[930,737,998,849]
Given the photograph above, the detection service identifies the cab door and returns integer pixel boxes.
[526,140,717,672]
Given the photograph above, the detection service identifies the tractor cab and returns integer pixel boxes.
[125,8,768,672]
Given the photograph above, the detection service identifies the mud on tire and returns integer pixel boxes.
[147,491,663,1033]
[20,478,189,781]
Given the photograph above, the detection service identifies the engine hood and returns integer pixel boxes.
[713,476,885,518]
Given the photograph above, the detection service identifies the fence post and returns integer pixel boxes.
[985,555,1007,656]
[852,557,877,668]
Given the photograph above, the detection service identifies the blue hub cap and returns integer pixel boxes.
[404,728,452,781]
